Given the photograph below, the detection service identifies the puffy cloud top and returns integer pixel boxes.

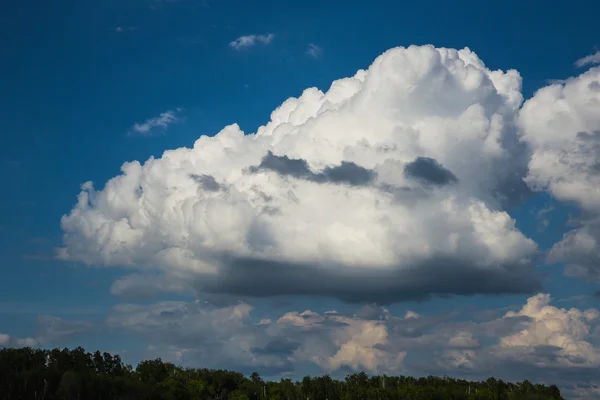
[501,293,600,367]
[59,45,542,303]
[519,66,600,282]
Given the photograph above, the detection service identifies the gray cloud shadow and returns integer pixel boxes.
[194,255,542,305]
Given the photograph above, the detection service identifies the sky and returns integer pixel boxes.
[1,0,600,397]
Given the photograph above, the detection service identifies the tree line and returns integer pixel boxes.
[0,346,564,400]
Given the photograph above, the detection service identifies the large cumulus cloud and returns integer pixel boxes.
[519,65,600,283]
[58,45,541,303]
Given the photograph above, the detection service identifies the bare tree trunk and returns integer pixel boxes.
[41,379,47,400]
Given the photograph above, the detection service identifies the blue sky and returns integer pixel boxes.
[2,0,600,397]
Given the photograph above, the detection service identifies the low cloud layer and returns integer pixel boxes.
[6,294,600,397]
[104,294,600,398]
[0,316,92,348]
[59,45,549,303]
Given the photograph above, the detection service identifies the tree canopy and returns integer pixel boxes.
[0,346,564,400]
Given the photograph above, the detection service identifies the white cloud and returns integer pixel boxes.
[575,51,600,68]
[229,34,274,50]
[500,293,600,367]
[58,45,541,303]
[130,108,182,135]
[306,44,322,58]
[519,66,600,281]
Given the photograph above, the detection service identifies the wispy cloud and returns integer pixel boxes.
[229,33,274,50]
[306,43,322,58]
[545,78,567,85]
[129,108,182,136]
[151,0,209,10]
[151,0,180,7]
[22,254,54,261]
[535,204,555,232]
[574,50,600,67]
[114,26,137,33]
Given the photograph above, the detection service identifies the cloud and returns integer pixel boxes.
[22,253,54,261]
[0,333,38,348]
[58,45,541,303]
[151,0,209,7]
[189,174,223,192]
[105,293,600,397]
[519,66,600,283]
[434,294,600,398]
[105,300,292,374]
[35,316,93,344]
[114,26,137,33]
[403,157,458,186]
[229,34,274,50]
[130,108,182,136]
[575,51,600,68]
[306,44,322,58]
[499,294,600,367]
[105,298,408,375]
[248,151,376,187]
[0,316,92,348]
[536,204,555,231]
[110,273,193,299]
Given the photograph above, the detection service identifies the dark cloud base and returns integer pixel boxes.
[193,255,542,304]
[403,157,458,186]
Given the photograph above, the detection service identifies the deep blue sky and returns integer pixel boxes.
[1,0,600,386]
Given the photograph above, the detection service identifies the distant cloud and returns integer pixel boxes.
[130,108,182,136]
[229,33,274,50]
[114,26,137,33]
[574,51,600,67]
[535,204,555,231]
[151,0,209,10]
[0,316,92,348]
[35,316,93,344]
[306,43,322,58]
[151,0,179,6]
[22,253,54,261]
[545,78,567,85]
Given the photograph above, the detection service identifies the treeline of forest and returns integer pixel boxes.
[0,346,564,400]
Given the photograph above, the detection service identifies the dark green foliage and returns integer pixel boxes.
[0,346,564,400]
